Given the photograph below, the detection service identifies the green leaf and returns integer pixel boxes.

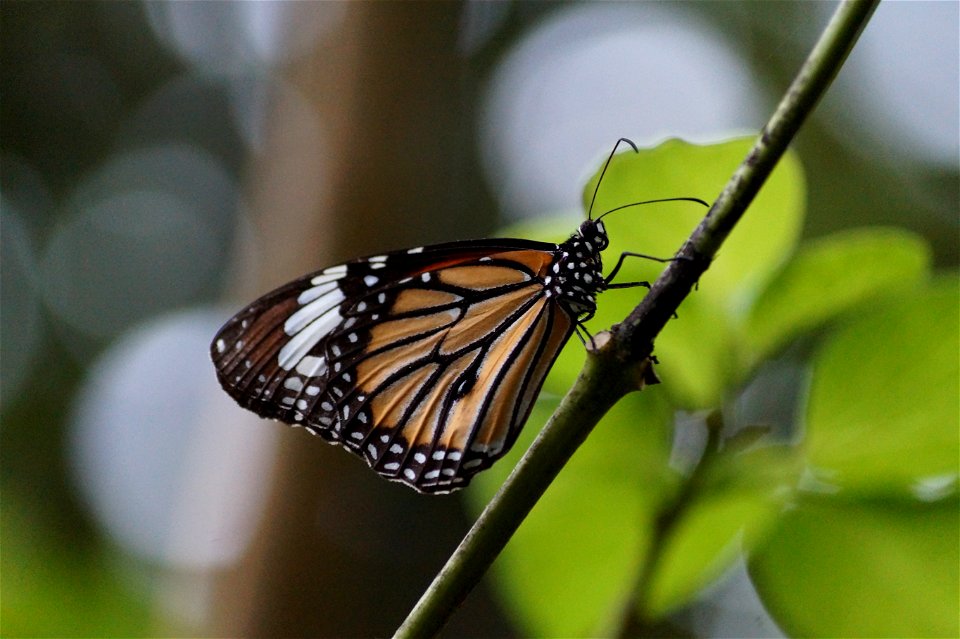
[465,390,676,636]
[642,445,802,618]
[805,276,959,492]
[582,137,805,314]
[744,228,931,365]
[749,493,960,638]
[581,137,806,406]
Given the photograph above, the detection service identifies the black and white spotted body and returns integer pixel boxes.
[546,219,609,318]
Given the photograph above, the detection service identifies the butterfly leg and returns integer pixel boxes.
[574,321,597,349]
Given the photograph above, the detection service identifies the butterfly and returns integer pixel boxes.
[211,140,704,493]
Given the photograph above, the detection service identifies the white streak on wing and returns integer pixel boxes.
[285,289,345,335]
[407,246,424,254]
[369,255,387,263]
[298,280,337,305]
[321,265,347,277]
[279,308,341,370]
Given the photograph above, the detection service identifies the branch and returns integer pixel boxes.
[394,2,879,637]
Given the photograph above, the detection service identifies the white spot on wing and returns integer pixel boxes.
[216,339,226,353]
[285,289,345,335]
[407,246,424,254]
[364,275,379,287]
[279,306,342,370]
[284,377,304,391]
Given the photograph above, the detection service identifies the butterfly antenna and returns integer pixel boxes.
[596,196,710,222]
[588,138,639,220]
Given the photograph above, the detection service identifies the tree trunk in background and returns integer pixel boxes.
[210,4,510,637]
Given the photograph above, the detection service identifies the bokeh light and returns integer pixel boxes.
[827,0,959,167]
[0,202,44,408]
[40,145,237,341]
[144,2,345,77]
[479,3,763,219]
[68,309,275,568]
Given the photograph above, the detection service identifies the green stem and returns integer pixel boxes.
[619,0,879,358]
[395,343,647,639]
[394,2,879,637]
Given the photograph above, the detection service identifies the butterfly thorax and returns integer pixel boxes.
[546,219,609,317]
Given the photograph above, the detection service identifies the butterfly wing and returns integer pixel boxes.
[212,239,576,493]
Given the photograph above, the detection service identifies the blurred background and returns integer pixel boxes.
[1,2,957,637]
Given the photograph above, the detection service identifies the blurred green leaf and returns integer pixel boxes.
[805,276,959,492]
[749,493,959,638]
[1,491,153,637]
[465,391,676,636]
[744,228,930,365]
[643,444,802,618]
